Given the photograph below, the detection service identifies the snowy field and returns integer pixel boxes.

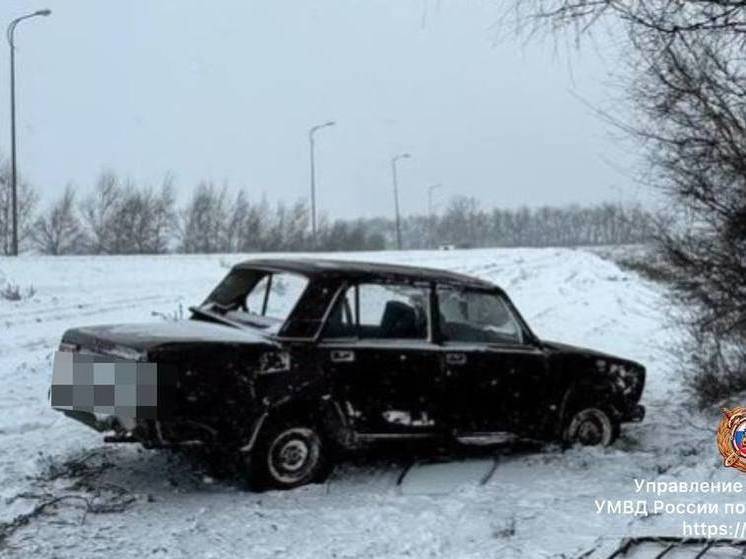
[0,248,735,558]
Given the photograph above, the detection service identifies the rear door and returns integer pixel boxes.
[319,281,444,436]
[435,285,549,434]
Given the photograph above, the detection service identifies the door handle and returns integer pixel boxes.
[330,350,355,363]
[446,352,467,366]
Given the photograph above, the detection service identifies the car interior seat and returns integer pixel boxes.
[380,301,421,338]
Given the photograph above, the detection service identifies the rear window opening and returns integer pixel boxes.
[243,272,308,321]
[204,270,309,330]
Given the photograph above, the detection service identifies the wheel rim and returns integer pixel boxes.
[566,408,613,446]
[267,427,320,485]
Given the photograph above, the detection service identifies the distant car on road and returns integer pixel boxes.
[51,259,645,489]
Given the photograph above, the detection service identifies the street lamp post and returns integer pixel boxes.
[427,183,442,248]
[391,153,411,250]
[308,120,335,248]
[7,9,51,257]
[427,183,442,217]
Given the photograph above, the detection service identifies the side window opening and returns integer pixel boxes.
[245,274,270,315]
[322,286,358,338]
[437,287,524,345]
[323,282,430,340]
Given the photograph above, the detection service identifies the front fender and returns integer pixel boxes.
[556,378,630,436]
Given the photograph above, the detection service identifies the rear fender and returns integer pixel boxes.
[240,395,351,453]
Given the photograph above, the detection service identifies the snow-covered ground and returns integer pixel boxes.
[0,248,735,558]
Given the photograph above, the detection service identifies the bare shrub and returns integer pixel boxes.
[0,282,34,301]
[682,327,746,408]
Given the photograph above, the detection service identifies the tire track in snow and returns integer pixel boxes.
[0,294,178,327]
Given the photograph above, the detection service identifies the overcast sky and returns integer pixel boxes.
[0,0,642,219]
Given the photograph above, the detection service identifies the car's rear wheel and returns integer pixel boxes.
[246,421,328,490]
[562,407,618,447]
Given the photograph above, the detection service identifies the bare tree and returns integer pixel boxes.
[79,171,123,254]
[225,190,250,252]
[79,171,175,254]
[32,185,83,255]
[508,1,746,39]
[394,198,652,249]
[178,182,230,253]
[510,0,746,404]
[148,175,177,254]
[238,196,271,252]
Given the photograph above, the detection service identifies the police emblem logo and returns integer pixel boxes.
[717,407,746,472]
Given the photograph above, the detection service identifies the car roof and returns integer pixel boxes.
[233,258,497,289]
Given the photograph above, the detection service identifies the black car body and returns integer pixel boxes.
[51,258,645,488]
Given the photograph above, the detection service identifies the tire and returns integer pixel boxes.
[562,406,619,447]
[245,421,328,490]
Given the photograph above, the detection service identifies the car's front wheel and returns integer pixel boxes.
[562,407,619,447]
[246,421,328,490]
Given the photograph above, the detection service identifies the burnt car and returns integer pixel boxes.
[50,259,645,489]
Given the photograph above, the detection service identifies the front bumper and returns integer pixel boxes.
[622,404,645,423]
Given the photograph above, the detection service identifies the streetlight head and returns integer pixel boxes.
[325,121,335,127]
[35,9,52,16]
[401,153,411,159]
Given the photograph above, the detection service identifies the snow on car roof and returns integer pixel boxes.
[233,258,497,289]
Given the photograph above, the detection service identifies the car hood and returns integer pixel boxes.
[542,340,643,369]
[62,319,274,354]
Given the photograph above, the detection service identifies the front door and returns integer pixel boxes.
[319,281,444,435]
[436,285,549,434]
